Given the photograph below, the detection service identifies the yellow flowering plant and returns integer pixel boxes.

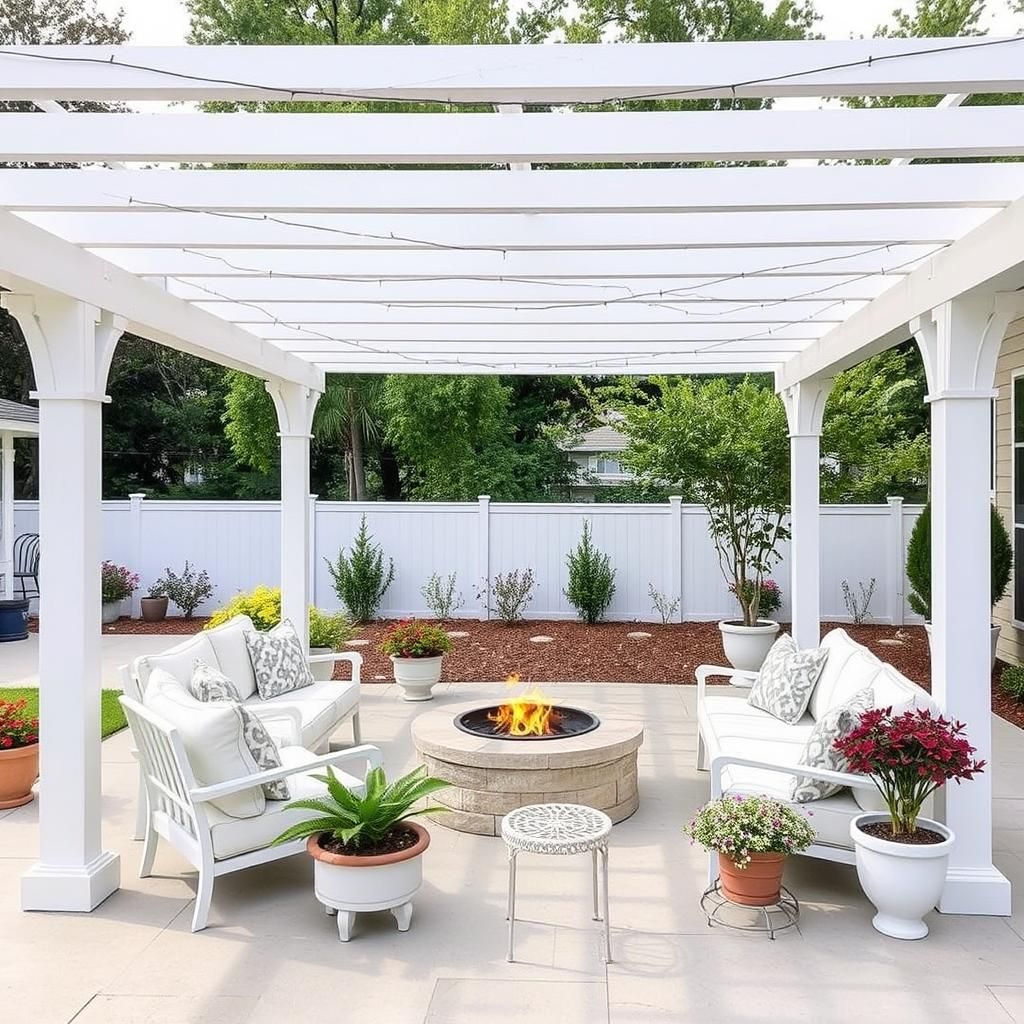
[206,587,356,650]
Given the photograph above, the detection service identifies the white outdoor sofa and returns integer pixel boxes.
[121,613,363,837]
[696,627,939,869]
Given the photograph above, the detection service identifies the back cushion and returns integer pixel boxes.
[143,669,265,820]
[204,615,259,700]
[134,633,217,695]
[808,630,881,720]
[872,665,940,716]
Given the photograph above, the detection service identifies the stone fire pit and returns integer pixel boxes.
[411,700,643,836]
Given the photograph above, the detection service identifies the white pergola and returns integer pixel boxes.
[0,38,1023,918]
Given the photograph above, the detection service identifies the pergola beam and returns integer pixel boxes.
[3,107,1024,164]
[0,212,322,391]
[0,40,1021,102]
[2,166,1022,214]
[777,195,1024,387]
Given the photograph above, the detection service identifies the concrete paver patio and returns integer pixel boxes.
[4,657,1024,1022]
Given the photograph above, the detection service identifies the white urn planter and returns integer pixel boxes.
[309,823,429,942]
[391,654,444,701]
[923,622,1000,671]
[718,620,780,674]
[309,646,335,682]
[850,812,954,940]
[101,601,121,624]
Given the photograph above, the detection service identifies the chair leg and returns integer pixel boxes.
[351,711,362,746]
[506,850,518,962]
[707,850,717,888]
[139,821,159,879]
[190,867,215,933]
[591,847,601,921]
[133,767,148,842]
[601,845,612,964]
[697,731,708,772]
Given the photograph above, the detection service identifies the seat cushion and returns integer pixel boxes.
[142,669,265,820]
[244,679,359,749]
[206,746,364,860]
[747,633,829,724]
[203,614,259,700]
[134,633,218,695]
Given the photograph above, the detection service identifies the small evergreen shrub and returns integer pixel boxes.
[564,521,616,625]
[1001,665,1024,703]
[421,573,463,621]
[325,515,395,623]
[907,503,1013,619]
[154,561,213,619]
[484,569,536,625]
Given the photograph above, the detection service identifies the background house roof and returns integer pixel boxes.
[0,398,39,436]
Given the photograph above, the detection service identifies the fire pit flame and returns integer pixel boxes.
[487,689,561,737]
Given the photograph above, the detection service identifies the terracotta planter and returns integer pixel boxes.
[308,822,430,941]
[718,851,786,906]
[140,596,169,623]
[0,743,39,809]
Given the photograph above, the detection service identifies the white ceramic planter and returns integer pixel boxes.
[923,622,1000,671]
[309,824,428,942]
[309,646,335,682]
[850,812,954,940]
[101,601,121,624]
[391,654,443,701]
[718,620,780,674]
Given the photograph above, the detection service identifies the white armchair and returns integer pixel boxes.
[120,694,383,932]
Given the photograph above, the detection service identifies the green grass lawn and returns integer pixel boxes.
[0,688,127,739]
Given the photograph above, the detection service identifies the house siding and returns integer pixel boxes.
[994,315,1024,666]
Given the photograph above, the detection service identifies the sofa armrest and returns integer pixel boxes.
[695,664,757,704]
[307,650,362,684]
[709,751,876,800]
[243,704,304,745]
[190,743,384,804]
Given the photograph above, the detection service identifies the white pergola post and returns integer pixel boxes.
[912,293,1024,916]
[2,292,123,912]
[267,379,320,649]
[1,431,14,600]
[782,379,831,649]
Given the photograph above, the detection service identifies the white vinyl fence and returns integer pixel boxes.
[12,495,923,625]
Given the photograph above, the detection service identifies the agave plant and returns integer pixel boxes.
[272,764,449,851]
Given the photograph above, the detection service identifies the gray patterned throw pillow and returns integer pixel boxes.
[189,658,290,801]
[790,687,874,803]
[245,619,315,701]
[747,633,829,724]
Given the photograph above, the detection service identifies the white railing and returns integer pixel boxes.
[12,495,922,624]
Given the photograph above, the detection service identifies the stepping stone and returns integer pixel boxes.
[374,674,389,681]
[529,635,555,644]
[627,631,653,640]
[446,630,470,638]
[878,638,905,646]
[346,638,370,646]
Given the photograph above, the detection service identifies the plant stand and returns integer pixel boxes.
[322,899,413,942]
[700,880,799,940]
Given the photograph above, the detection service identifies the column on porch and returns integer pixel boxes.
[1,293,123,911]
[267,380,320,649]
[1,430,13,600]
[912,293,1024,916]
[781,378,831,650]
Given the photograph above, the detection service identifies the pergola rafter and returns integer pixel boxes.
[0,38,1021,922]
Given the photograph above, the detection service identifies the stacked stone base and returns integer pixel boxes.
[412,703,643,837]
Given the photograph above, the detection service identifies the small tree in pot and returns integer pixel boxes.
[620,377,790,670]
[273,764,449,941]
[379,620,453,702]
[836,707,985,940]
[906,503,1012,668]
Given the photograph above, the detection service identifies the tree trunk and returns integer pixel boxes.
[379,446,402,500]
[349,417,367,501]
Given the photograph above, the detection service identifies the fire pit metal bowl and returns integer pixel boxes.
[411,700,643,837]
[454,705,600,741]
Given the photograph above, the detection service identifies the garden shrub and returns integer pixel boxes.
[154,561,213,619]
[206,585,281,631]
[421,572,463,621]
[308,607,356,649]
[486,569,536,625]
[564,522,616,625]
[1001,665,1024,703]
[325,515,395,623]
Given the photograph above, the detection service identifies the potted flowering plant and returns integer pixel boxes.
[0,698,39,808]
[101,561,139,624]
[273,764,449,941]
[684,795,815,906]
[379,620,453,702]
[835,707,985,940]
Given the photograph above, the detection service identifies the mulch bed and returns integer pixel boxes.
[27,614,1024,730]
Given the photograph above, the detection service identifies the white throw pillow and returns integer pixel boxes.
[143,668,266,819]
[790,687,874,803]
[190,660,290,801]
[245,619,315,701]
[747,633,829,724]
